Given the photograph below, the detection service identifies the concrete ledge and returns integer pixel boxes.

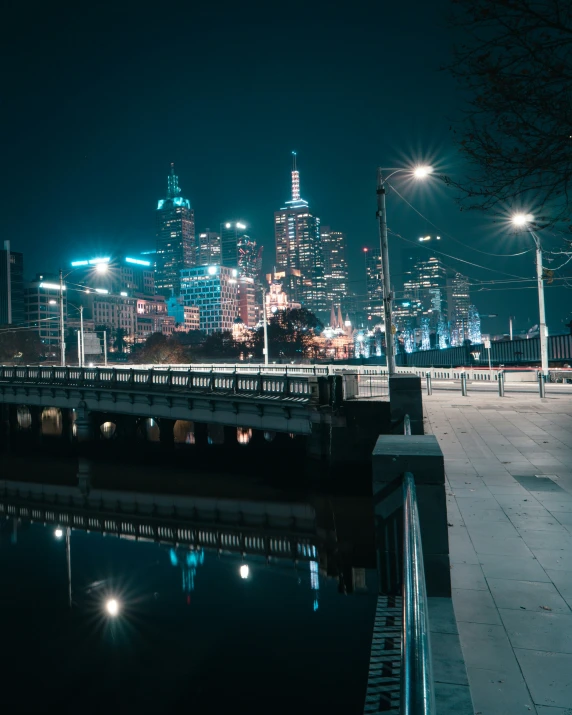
[372,434,451,596]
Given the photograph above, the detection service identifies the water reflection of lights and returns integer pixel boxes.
[105,598,120,616]
[237,427,252,445]
[239,564,250,579]
[54,528,64,539]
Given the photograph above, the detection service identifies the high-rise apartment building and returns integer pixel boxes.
[274,153,326,313]
[321,227,348,306]
[0,241,24,325]
[404,255,448,324]
[25,274,65,346]
[220,221,263,281]
[365,248,383,320]
[448,272,471,344]
[156,164,195,298]
[196,229,221,267]
[179,265,238,335]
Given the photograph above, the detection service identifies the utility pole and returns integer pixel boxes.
[509,316,514,341]
[79,305,85,368]
[59,268,66,367]
[533,233,549,376]
[261,286,269,366]
[376,169,396,375]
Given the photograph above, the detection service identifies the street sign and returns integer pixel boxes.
[484,339,491,349]
[83,333,102,355]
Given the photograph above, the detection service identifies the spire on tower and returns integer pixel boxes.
[337,305,343,330]
[291,151,300,201]
[167,162,181,199]
[330,303,336,329]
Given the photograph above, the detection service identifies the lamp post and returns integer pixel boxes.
[58,261,109,367]
[261,285,269,366]
[511,214,549,376]
[376,165,433,375]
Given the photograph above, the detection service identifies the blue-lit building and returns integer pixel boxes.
[274,153,326,313]
[156,163,195,298]
[68,254,155,297]
[179,265,238,335]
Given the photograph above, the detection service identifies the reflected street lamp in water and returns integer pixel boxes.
[239,564,250,579]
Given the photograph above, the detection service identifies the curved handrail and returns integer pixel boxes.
[401,471,435,715]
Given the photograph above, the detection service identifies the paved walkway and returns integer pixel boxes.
[424,391,572,715]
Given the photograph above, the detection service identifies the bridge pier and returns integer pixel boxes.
[75,401,94,444]
[29,406,43,446]
[159,418,176,449]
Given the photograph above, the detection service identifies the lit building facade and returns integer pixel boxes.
[220,221,247,270]
[179,265,238,335]
[238,277,259,327]
[365,248,383,320]
[274,153,326,313]
[69,254,155,297]
[404,256,448,325]
[24,274,66,346]
[196,229,221,267]
[166,296,200,332]
[88,293,137,337]
[265,280,301,319]
[156,164,195,298]
[0,241,24,325]
[448,272,471,345]
[321,227,348,305]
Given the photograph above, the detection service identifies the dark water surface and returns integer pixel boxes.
[0,453,378,714]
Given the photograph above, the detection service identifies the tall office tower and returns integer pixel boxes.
[238,236,262,282]
[365,248,383,320]
[448,272,471,344]
[0,241,24,325]
[179,265,238,335]
[24,274,65,347]
[196,229,221,266]
[405,255,449,325]
[220,221,247,270]
[274,153,326,313]
[156,163,195,298]
[321,227,348,305]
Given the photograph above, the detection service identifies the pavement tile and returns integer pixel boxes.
[431,631,470,686]
[531,549,572,572]
[452,587,502,625]
[451,563,488,591]
[519,530,572,550]
[457,622,522,675]
[515,649,572,710]
[499,608,572,653]
[470,535,533,557]
[478,553,551,582]
[488,578,571,614]
[545,569,572,609]
[465,667,536,715]
[536,706,572,715]
[428,597,459,635]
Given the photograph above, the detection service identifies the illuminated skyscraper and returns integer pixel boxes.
[448,272,471,344]
[321,227,348,305]
[196,229,221,266]
[365,248,383,320]
[274,153,326,313]
[0,241,24,325]
[404,256,448,325]
[156,164,195,298]
[221,222,262,281]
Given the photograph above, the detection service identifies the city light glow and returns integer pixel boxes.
[95,262,108,274]
[105,598,120,616]
[95,288,109,294]
[208,266,217,275]
[39,282,64,291]
[125,257,151,266]
[413,165,433,179]
[511,213,534,227]
[71,260,89,267]
[54,528,63,539]
[239,564,249,579]
[88,257,110,265]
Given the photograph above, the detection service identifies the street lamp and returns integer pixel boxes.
[376,165,434,374]
[59,261,108,366]
[510,214,549,376]
[261,285,269,366]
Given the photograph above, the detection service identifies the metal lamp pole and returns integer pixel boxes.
[261,285,269,366]
[59,268,66,367]
[532,232,549,377]
[80,305,85,368]
[377,169,396,375]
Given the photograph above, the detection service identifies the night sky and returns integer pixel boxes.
[4,0,571,335]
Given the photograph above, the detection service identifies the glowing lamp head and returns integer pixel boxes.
[105,598,120,616]
[95,262,108,274]
[512,213,534,227]
[413,165,433,179]
[239,564,249,579]
[54,528,63,539]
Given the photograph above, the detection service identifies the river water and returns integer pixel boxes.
[0,420,379,714]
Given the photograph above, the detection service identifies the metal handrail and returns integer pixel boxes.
[401,418,435,715]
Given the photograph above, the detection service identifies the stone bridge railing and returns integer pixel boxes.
[0,365,322,404]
